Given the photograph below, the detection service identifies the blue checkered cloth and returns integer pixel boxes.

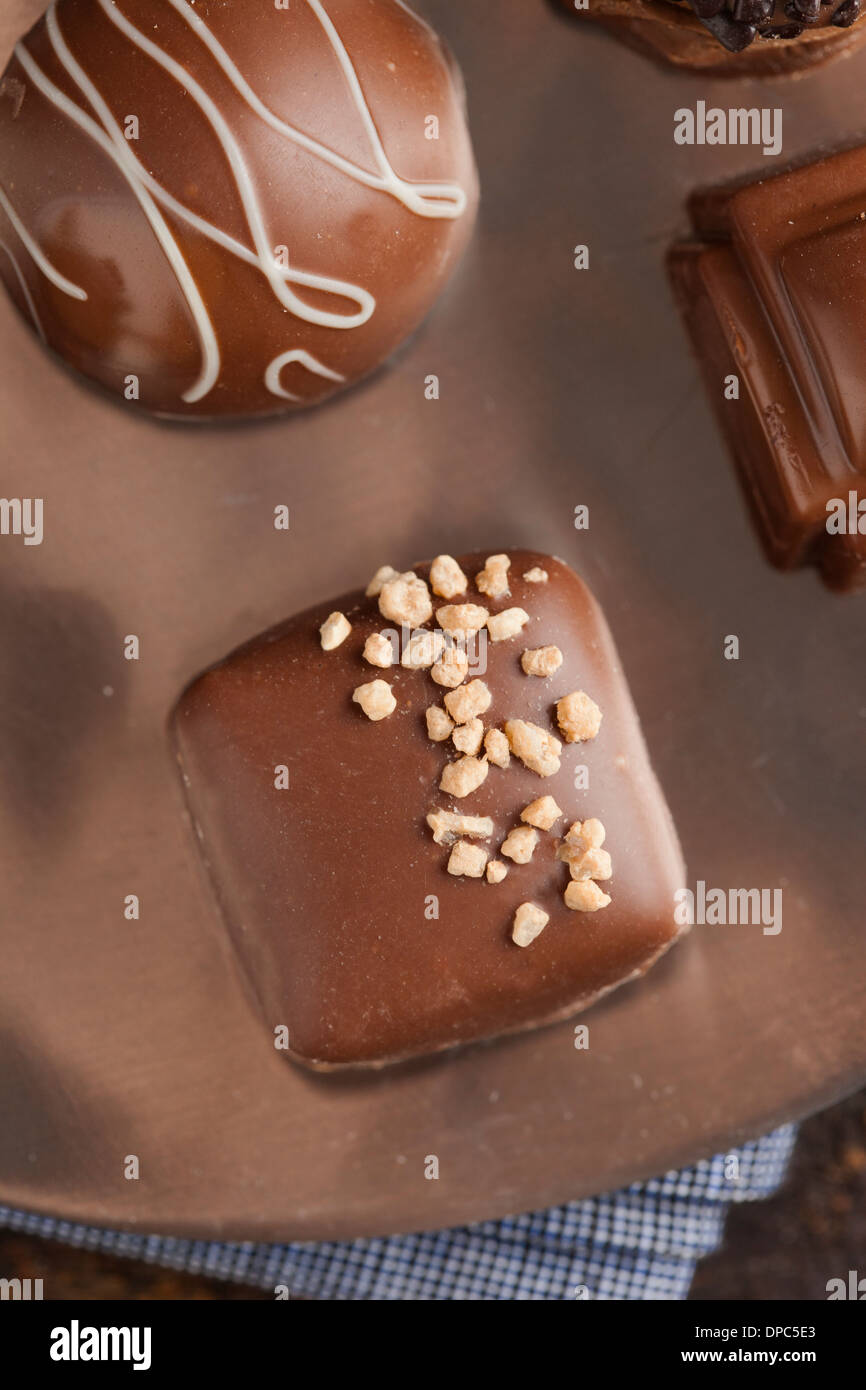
[0,1125,796,1300]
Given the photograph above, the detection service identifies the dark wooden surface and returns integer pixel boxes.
[689,1089,866,1302]
[1,1089,862,1301]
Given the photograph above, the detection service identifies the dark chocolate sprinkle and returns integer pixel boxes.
[688,0,862,42]
[785,0,822,20]
[696,10,758,47]
[733,0,774,23]
[832,0,861,23]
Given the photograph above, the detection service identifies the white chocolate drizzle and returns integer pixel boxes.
[169,0,467,220]
[16,17,221,404]
[265,349,345,402]
[1,0,469,407]
[0,184,87,302]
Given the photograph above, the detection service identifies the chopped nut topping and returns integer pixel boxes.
[365,564,399,598]
[501,825,538,864]
[431,645,469,689]
[476,553,511,599]
[401,628,446,670]
[521,645,563,678]
[564,818,606,851]
[426,809,493,845]
[436,603,489,642]
[444,679,492,725]
[447,840,487,878]
[564,880,611,912]
[484,728,510,768]
[487,607,530,643]
[430,554,467,600]
[440,755,489,799]
[453,717,484,756]
[556,690,603,743]
[352,679,396,721]
[364,632,395,668]
[319,611,351,651]
[512,902,549,947]
[567,847,613,882]
[521,795,562,831]
[523,567,548,584]
[504,719,562,777]
[486,859,508,884]
[378,571,433,627]
[425,706,454,742]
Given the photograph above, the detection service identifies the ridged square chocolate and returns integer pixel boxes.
[670,149,866,591]
[173,551,686,1068]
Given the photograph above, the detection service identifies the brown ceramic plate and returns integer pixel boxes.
[1,0,865,1242]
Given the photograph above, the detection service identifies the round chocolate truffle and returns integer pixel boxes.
[0,0,478,419]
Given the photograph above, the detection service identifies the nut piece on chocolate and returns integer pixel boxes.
[505,719,562,777]
[444,680,492,725]
[556,691,603,743]
[353,679,396,722]
[670,151,866,592]
[565,880,612,913]
[487,608,530,643]
[512,903,549,948]
[440,754,489,799]
[366,566,399,599]
[452,718,484,756]
[501,825,538,864]
[448,841,487,878]
[430,555,468,600]
[364,632,395,668]
[567,848,613,883]
[379,572,433,627]
[426,706,454,743]
[565,818,606,851]
[431,647,469,689]
[484,728,511,768]
[476,554,511,599]
[427,809,494,845]
[320,612,351,651]
[173,551,686,1069]
[521,646,563,678]
[521,796,562,830]
[402,630,446,670]
[0,0,478,419]
[436,604,489,642]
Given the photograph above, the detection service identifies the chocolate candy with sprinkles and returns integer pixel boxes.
[173,551,686,1068]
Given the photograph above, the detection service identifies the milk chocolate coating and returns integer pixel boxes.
[173,552,686,1069]
[670,152,866,592]
[552,0,866,72]
[0,0,477,419]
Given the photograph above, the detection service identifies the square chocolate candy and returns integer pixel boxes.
[670,149,866,591]
[173,551,686,1068]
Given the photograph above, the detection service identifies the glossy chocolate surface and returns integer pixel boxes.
[0,0,477,419]
[173,552,686,1067]
[670,150,866,591]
